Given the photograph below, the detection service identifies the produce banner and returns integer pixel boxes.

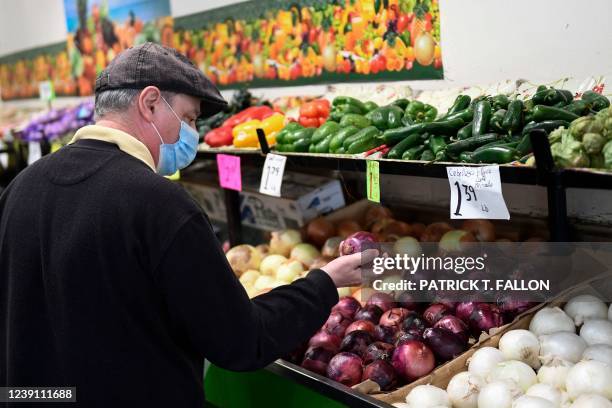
[173,0,443,88]
[0,0,172,100]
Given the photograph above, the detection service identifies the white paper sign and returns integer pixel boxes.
[259,153,287,197]
[446,166,510,220]
[0,141,8,169]
[28,141,42,165]
[38,81,54,102]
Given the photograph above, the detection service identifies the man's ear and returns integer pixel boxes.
[137,86,162,122]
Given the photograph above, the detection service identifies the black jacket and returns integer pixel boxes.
[0,139,338,407]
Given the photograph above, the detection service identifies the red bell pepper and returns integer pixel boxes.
[205,126,233,147]
[222,106,274,128]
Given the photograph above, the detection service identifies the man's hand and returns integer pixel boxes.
[320,249,379,288]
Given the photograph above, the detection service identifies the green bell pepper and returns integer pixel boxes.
[366,105,405,131]
[405,100,438,123]
[582,91,611,112]
[329,104,364,121]
[391,98,411,110]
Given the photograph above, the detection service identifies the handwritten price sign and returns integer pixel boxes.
[259,153,287,197]
[446,166,510,220]
[216,154,242,191]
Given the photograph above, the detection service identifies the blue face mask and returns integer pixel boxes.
[150,97,199,176]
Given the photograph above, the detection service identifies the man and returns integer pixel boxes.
[0,43,373,407]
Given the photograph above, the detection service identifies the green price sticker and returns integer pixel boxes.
[366,160,380,203]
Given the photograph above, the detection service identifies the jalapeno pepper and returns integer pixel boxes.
[491,94,510,111]
[472,100,492,136]
[530,105,579,122]
[402,145,427,160]
[502,100,524,134]
[446,95,471,116]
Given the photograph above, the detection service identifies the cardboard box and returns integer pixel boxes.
[181,171,345,231]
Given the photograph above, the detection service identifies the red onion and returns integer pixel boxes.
[391,340,435,381]
[332,297,362,320]
[423,327,467,362]
[340,330,373,358]
[396,291,420,311]
[354,304,384,324]
[434,315,469,344]
[435,300,458,311]
[339,231,377,256]
[401,314,429,336]
[346,320,376,336]
[284,343,308,364]
[423,303,452,326]
[308,330,342,352]
[302,346,335,375]
[374,324,399,344]
[469,303,504,337]
[363,341,395,365]
[326,352,364,387]
[366,292,397,312]
[497,297,536,319]
[362,360,397,391]
[395,331,423,347]
[456,302,483,323]
[323,312,353,338]
[380,308,412,330]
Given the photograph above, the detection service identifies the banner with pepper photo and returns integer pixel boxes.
[173,0,443,89]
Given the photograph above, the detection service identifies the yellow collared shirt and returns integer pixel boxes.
[70,125,156,172]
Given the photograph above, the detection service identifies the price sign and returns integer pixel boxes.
[446,166,510,220]
[28,141,42,165]
[366,160,380,203]
[259,153,286,197]
[38,81,55,102]
[0,141,8,169]
[216,154,242,191]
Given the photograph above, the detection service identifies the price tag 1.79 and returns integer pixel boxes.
[446,165,510,220]
[259,153,287,197]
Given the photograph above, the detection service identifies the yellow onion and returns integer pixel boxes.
[254,275,276,291]
[270,229,302,257]
[277,259,305,283]
[256,244,270,258]
[290,243,321,268]
[260,254,288,276]
[226,245,262,276]
[239,270,261,287]
[393,237,422,258]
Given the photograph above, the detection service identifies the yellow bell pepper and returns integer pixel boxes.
[232,113,285,148]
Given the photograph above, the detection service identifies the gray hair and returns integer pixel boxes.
[94,88,176,120]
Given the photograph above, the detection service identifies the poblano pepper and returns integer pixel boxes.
[405,100,438,123]
[582,91,611,112]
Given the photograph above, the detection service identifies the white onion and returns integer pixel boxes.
[468,347,506,379]
[499,330,541,369]
[537,358,574,390]
[563,295,608,326]
[478,381,520,408]
[446,371,484,408]
[526,383,563,406]
[488,360,537,392]
[580,319,612,346]
[405,385,451,407]
[529,307,575,336]
[569,393,612,408]
[566,360,612,400]
[582,344,612,366]
[539,332,587,363]
[512,395,555,408]
[259,254,288,276]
